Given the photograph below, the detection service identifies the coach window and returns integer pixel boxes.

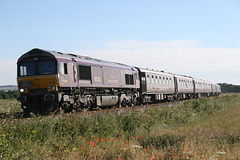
[169,78,172,85]
[151,75,154,84]
[163,77,165,85]
[147,75,150,84]
[59,62,68,74]
[155,76,158,84]
[159,76,162,84]
[78,65,91,80]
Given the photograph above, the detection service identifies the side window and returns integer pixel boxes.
[159,76,162,84]
[78,65,91,80]
[166,77,169,85]
[163,77,165,85]
[155,76,158,84]
[125,74,134,85]
[59,62,68,74]
[151,75,154,84]
[147,75,150,84]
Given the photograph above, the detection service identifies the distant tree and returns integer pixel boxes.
[2,94,9,99]
[0,90,20,99]
[218,83,240,93]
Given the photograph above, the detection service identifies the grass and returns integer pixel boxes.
[0,93,240,159]
[0,99,22,114]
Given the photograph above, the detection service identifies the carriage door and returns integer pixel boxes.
[140,72,147,93]
[71,58,77,83]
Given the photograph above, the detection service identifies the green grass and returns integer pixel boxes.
[0,94,240,159]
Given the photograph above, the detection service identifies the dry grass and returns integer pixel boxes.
[1,94,240,159]
[0,99,22,114]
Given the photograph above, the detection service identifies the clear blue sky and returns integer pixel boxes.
[0,0,240,85]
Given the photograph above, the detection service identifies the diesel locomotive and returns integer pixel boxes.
[17,48,221,114]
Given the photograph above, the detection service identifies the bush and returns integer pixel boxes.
[0,90,19,99]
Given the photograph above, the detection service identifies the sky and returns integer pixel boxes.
[0,0,240,85]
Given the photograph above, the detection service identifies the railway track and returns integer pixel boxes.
[0,100,182,120]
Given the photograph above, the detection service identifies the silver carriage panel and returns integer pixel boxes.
[175,75,194,93]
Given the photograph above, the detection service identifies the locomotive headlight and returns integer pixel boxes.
[51,85,56,91]
[20,88,25,93]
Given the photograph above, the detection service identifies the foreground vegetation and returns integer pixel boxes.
[1,94,240,159]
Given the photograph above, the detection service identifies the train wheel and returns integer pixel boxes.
[121,98,128,108]
[71,103,78,113]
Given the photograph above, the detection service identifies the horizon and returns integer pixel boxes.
[0,0,240,85]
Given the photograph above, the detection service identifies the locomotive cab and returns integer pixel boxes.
[17,49,59,114]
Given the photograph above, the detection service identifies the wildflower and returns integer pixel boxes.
[120,133,122,135]
[155,147,157,149]
[75,154,77,157]
[139,136,142,138]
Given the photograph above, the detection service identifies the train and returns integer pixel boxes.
[17,48,221,114]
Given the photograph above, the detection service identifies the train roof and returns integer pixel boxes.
[17,48,138,71]
[137,68,174,76]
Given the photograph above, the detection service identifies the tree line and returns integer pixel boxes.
[0,90,20,99]
[218,83,240,93]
